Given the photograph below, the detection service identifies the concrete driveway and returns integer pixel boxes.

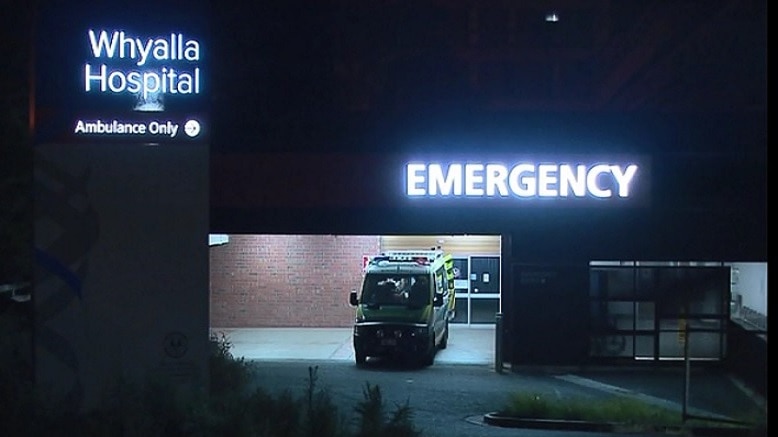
[213,323,496,365]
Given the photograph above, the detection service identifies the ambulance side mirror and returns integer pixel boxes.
[433,293,444,307]
[349,290,359,306]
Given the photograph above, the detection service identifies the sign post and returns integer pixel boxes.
[33,1,210,411]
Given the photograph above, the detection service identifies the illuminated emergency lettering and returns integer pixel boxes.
[406,162,639,199]
[465,164,484,196]
[427,163,461,195]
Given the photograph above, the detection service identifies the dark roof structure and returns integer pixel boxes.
[212,0,766,116]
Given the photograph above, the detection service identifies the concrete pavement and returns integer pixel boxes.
[213,323,496,365]
[212,324,767,427]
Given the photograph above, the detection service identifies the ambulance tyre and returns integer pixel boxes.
[355,347,367,366]
[422,338,435,366]
[439,321,449,349]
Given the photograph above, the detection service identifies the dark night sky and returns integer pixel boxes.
[206,1,766,155]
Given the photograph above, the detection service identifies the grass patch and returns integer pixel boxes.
[500,392,681,425]
[499,391,767,431]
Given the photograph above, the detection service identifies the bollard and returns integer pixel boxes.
[495,312,503,373]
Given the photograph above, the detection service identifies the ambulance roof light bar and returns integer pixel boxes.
[379,248,443,264]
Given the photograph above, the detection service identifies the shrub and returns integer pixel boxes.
[354,383,421,437]
[209,331,254,397]
[0,331,423,437]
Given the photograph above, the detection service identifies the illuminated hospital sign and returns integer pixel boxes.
[84,30,200,109]
[69,28,206,141]
[33,1,210,144]
[406,162,640,199]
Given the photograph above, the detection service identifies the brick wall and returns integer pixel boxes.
[209,235,380,328]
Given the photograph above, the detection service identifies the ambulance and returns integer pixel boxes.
[348,249,455,366]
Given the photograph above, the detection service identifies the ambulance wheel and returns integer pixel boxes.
[422,338,435,366]
[355,348,367,366]
[439,321,449,349]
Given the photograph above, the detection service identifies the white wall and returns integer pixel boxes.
[34,142,210,410]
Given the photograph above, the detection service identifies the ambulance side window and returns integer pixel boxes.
[435,268,448,296]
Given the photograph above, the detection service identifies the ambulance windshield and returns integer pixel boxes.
[361,274,429,307]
